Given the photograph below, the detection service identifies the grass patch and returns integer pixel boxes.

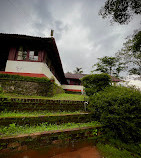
[48,93,88,101]
[97,143,138,158]
[0,111,84,118]
[1,93,88,101]
[0,121,100,137]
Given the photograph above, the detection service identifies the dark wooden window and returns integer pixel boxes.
[29,51,38,61]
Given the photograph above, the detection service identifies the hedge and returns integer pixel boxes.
[81,73,111,96]
[89,86,141,143]
[0,73,50,83]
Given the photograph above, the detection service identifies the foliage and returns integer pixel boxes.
[0,121,100,137]
[89,86,141,143]
[52,83,65,95]
[129,67,141,75]
[73,67,83,74]
[81,73,111,96]
[0,87,3,93]
[108,138,141,156]
[100,1,141,75]
[99,0,141,24]
[116,31,141,75]
[132,30,141,52]
[0,73,65,96]
[92,56,125,77]
[97,143,140,158]
[0,73,51,83]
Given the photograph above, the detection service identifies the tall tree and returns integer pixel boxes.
[116,33,141,75]
[132,31,141,53]
[100,0,141,75]
[99,0,141,24]
[92,56,125,77]
[73,67,83,74]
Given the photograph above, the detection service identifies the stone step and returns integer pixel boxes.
[0,113,92,126]
[0,98,86,112]
[0,125,102,156]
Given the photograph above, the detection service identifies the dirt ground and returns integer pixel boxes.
[51,146,102,158]
[9,146,102,158]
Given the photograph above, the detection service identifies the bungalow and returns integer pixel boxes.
[61,73,86,93]
[0,33,67,85]
[65,73,86,85]
[62,72,121,93]
[0,33,121,93]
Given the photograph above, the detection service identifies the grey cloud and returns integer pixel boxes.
[0,0,140,74]
[30,1,69,40]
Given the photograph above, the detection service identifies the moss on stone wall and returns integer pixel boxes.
[0,98,84,112]
[0,74,64,96]
[0,113,92,126]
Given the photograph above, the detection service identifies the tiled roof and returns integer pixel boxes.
[111,76,121,82]
[65,73,87,79]
[65,73,121,82]
[0,33,51,41]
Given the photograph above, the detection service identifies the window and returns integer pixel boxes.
[29,51,38,61]
[67,79,70,84]
[17,46,27,60]
[17,46,39,61]
[23,51,27,60]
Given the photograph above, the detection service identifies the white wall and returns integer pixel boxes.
[61,84,84,92]
[41,63,60,85]
[5,60,61,85]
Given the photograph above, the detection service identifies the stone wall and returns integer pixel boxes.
[0,79,64,97]
[0,98,85,112]
[0,113,92,126]
[0,126,102,156]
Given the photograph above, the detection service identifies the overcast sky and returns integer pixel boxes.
[0,0,141,74]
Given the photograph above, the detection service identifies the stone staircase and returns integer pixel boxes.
[0,98,102,157]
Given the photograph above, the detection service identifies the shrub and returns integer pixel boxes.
[0,87,3,93]
[89,86,141,143]
[0,73,51,83]
[81,73,111,96]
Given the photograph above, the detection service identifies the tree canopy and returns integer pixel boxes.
[116,32,141,75]
[73,67,83,74]
[92,56,125,77]
[81,73,111,96]
[132,30,141,52]
[99,0,141,24]
[99,0,141,76]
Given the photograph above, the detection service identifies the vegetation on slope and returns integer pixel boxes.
[0,121,100,137]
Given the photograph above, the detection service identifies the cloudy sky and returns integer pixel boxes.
[0,0,141,74]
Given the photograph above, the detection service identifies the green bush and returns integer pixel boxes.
[52,83,64,94]
[0,73,50,83]
[81,73,111,96]
[97,143,138,158]
[0,87,3,93]
[89,86,141,143]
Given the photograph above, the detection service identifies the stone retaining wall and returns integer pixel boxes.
[0,126,102,156]
[0,79,64,96]
[0,113,92,126]
[0,98,86,112]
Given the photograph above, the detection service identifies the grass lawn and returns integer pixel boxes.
[0,93,88,101]
[0,110,85,118]
[0,121,100,137]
